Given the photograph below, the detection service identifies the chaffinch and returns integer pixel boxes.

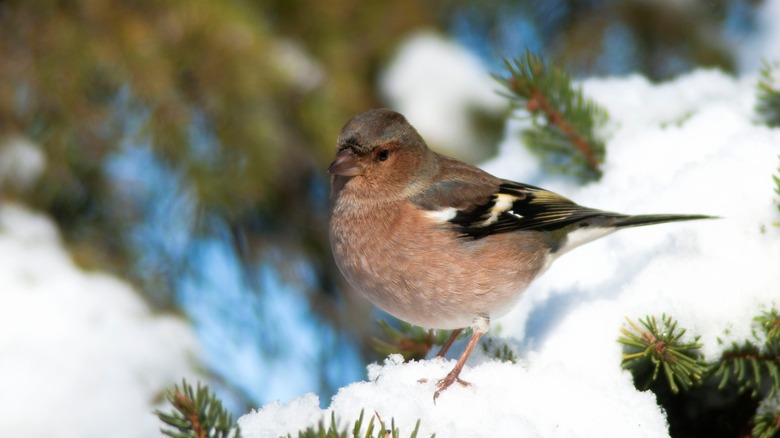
[328,108,711,401]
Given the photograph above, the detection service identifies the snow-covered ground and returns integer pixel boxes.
[238,38,780,438]
[0,200,201,437]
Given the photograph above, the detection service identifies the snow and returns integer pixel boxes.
[238,48,780,438]
[0,203,201,438]
[241,353,667,437]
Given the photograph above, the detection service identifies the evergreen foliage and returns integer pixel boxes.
[752,393,780,438]
[480,336,518,364]
[757,60,780,127]
[774,156,780,219]
[498,50,608,182]
[0,2,443,401]
[465,1,740,80]
[714,308,780,397]
[156,380,240,438]
[373,321,457,362]
[619,314,707,394]
[619,307,780,437]
[287,410,429,438]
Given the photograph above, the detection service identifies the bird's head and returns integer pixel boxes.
[329,109,434,198]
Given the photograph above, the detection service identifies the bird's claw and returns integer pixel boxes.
[432,372,470,402]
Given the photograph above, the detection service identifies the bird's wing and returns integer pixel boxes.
[411,179,616,239]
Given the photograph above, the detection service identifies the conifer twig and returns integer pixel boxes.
[173,389,207,438]
[714,308,780,397]
[757,60,780,127]
[618,315,707,393]
[757,308,780,342]
[619,307,780,434]
[498,50,607,182]
[524,88,601,171]
[156,380,240,438]
[752,393,780,438]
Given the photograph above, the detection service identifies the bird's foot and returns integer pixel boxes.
[433,371,470,402]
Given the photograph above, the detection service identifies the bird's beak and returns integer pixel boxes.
[328,149,364,176]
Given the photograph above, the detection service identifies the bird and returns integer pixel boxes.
[327,108,712,401]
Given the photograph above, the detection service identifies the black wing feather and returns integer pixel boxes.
[448,182,620,239]
[412,178,713,240]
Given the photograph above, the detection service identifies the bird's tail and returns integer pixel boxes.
[612,214,717,228]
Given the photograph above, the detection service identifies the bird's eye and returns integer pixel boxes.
[377,149,390,162]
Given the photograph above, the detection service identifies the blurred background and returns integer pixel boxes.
[0,0,774,415]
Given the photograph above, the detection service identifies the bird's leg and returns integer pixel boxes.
[433,317,488,402]
[435,328,464,358]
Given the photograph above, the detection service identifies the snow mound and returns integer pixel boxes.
[0,204,201,438]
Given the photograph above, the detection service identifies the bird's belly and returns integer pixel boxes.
[331,219,548,330]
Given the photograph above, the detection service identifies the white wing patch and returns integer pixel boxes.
[425,207,458,223]
[482,193,522,226]
[423,192,526,228]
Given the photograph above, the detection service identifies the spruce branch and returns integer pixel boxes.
[619,307,780,435]
[752,393,780,438]
[714,342,775,396]
[714,308,780,397]
[756,308,780,343]
[618,315,707,393]
[480,337,518,364]
[757,60,780,127]
[156,380,240,438]
[373,320,455,362]
[498,50,608,182]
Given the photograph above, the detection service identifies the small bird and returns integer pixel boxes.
[328,108,712,401]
